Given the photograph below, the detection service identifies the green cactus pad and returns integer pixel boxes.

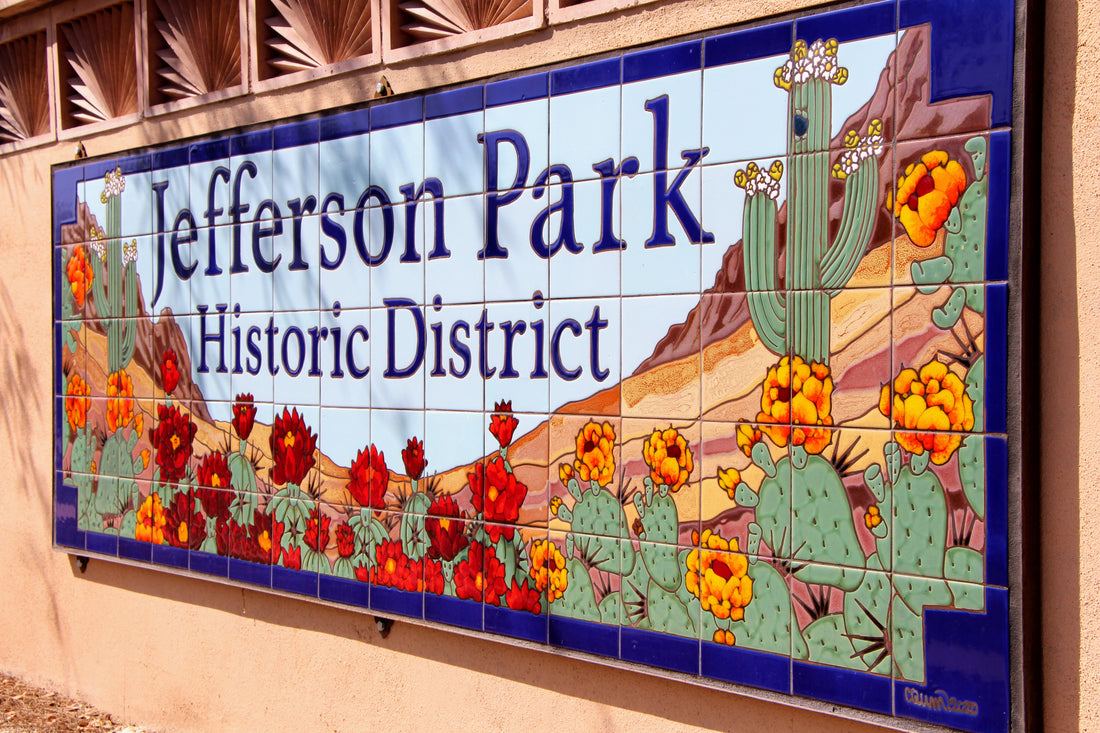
[891,594,926,683]
[892,466,947,579]
[638,494,682,592]
[728,560,800,656]
[803,614,862,669]
[554,556,602,622]
[598,591,621,625]
[842,565,891,674]
[646,578,696,638]
[932,287,967,330]
[754,458,791,558]
[958,435,986,520]
[966,355,986,434]
[791,455,865,590]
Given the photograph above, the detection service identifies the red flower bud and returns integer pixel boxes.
[161,349,180,395]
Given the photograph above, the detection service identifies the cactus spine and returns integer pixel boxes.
[740,39,883,364]
[88,167,138,374]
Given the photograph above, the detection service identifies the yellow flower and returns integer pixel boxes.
[879,359,974,465]
[65,373,91,432]
[717,467,741,500]
[713,629,736,646]
[643,427,693,492]
[756,356,833,454]
[530,539,568,601]
[558,462,573,485]
[736,423,763,458]
[134,412,144,437]
[864,505,882,529]
[893,150,967,247]
[686,530,752,621]
[550,496,563,516]
[135,493,167,545]
[106,369,134,433]
[574,420,615,486]
[140,449,150,470]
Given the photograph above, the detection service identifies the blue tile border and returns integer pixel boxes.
[426,86,483,119]
[701,642,791,694]
[319,575,370,608]
[484,604,547,643]
[796,0,896,44]
[986,129,1011,281]
[190,550,228,578]
[620,627,700,676]
[190,138,229,164]
[52,166,81,244]
[549,615,618,659]
[370,586,423,618]
[899,0,1014,127]
[118,537,152,562]
[792,661,893,716]
[272,566,319,596]
[118,153,151,175]
[895,588,1010,733]
[623,40,701,83]
[85,531,118,557]
[84,159,116,181]
[704,21,794,68]
[986,283,1007,434]
[320,109,370,141]
[228,558,272,587]
[152,544,189,570]
[370,97,423,130]
[54,484,84,551]
[231,129,272,157]
[486,73,548,107]
[552,57,622,96]
[986,436,1008,587]
[152,146,188,170]
[424,593,483,631]
[274,119,319,149]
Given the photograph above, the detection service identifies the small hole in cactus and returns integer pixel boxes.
[793,114,809,137]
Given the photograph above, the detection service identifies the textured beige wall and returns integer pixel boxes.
[0,0,1083,729]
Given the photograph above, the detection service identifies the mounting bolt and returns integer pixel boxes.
[374,616,394,638]
[76,556,90,573]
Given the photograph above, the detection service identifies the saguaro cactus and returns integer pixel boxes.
[88,167,138,374]
[738,39,883,364]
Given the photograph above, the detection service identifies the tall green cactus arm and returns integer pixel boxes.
[821,121,884,295]
[738,161,787,355]
[88,167,139,373]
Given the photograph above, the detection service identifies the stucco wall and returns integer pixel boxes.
[0,0,1084,729]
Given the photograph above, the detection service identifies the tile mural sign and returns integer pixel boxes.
[52,1,1019,730]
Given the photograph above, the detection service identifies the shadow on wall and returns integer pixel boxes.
[1038,0,1080,728]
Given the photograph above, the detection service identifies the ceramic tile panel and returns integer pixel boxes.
[50,3,1022,728]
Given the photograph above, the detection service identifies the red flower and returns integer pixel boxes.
[425,495,469,562]
[372,540,410,588]
[468,457,528,542]
[232,394,257,441]
[270,407,317,486]
[401,437,427,480]
[489,400,518,448]
[282,545,302,571]
[196,451,232,491]
[404,559,424,593]
[216,509,276,564]
[335,523,355,558]
[161,349,180,395]
[505,578,542,614]
[304,506,331,553]
[424,558,445,595]
[454,543,506,605]
[151,404,197,486]
[347,444,388,510]
[354,564,370,583]
[164,492,206,550]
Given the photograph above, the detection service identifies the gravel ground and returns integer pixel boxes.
[0,673,146,732]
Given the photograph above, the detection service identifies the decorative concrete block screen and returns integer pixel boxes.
[52,0,1020,729]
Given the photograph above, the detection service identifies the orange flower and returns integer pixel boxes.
[529,539,568,601]
[65,373,91,432]
[864,505,882,529]
[686,530,752,621]
[136,493,167,545]
[756,356,833,454]
[880,359,974,465]
[643,427,694,492]
[717,467,741,500]
[736,424,763,457]
[66,245,94,308]
[893,150,967,247]
[574,420,615,486]
[106,369,134,433]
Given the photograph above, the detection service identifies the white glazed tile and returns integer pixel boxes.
[189,227,232,314]
[370,199,424,307]
[482,298,549,414]
[320,406,370,474]
[274,213,321,313]
[483,186,549,304]
[425,301,485,413]
[319,133,370,212]
[273,143,319,213]
[484,98,549,193]
[371,304,425,410]
[371,408,425,482]
[701,54,791,165]
[320,302,371,409]
[620,170,704,297]
[425,111,485,198]
[272,308,322,408]
[621,70,703,176]
[369,123,425,205]
[318,207,371,312]
[548,296,621,414]
[425,410,485,475]
[187,312,234,403]
[548,178,621,300]
[549,85,621,184]
[425,193,484,306]
[230,310,275,404]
